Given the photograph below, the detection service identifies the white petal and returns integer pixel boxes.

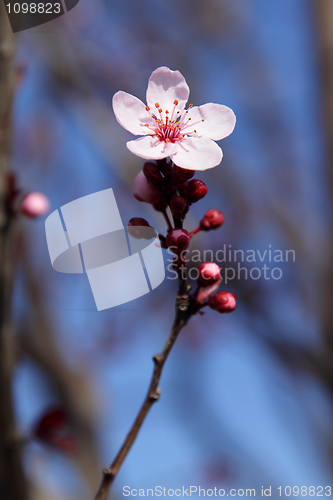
[146,67,189,114]
[185,103,236,141]
[171,136,223,171]
[112,91,155,136]
[127,136,177,160]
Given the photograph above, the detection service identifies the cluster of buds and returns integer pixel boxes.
[134,160,207,220]
[130,160,237,315]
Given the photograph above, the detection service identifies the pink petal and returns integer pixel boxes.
[127,136,177,160]
[112,91,155,136]
[171,136,223,171]
[146,67,189,114]
[185,103,236,141]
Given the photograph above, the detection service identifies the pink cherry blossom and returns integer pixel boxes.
[112,67,236,171]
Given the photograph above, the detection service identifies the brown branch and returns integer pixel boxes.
[0,4,29,499]
[316,0,333,350]
[93,275,192,500]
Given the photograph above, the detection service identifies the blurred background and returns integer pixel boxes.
[3,0,333,498]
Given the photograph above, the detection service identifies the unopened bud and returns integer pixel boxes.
[128,218,150,227]
[200,209,224,231]
[143,162,164,184]
[166,228,190,253]
[127,218,153,239]
[198,262,221,287]
[209,291,237,313]
[134,171,161,204]
[19,192,50,218]
[172,166,195,184]
[170,196,187,216]
[187,179,207,203]
[153,198,168,212]
[178,180,189,198]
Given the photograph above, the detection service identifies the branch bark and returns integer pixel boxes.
[0,4,29,500]
[93,275,191,500]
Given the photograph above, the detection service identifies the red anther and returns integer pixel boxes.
[170,196,187,216]
[197,262,221,287]
[134,171,161,204]
[166,228,190,253]
[173,100,178,105]
[155,102,160,108]
[187,180,208,204]
[19,192,50,218]
[209,291,237,314]
[145,106,150,111]
[200,209,225,231]
[143,162,164,185]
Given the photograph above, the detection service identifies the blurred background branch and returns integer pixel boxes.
[0,3,28,499]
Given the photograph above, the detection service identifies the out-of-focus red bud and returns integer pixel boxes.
[166,228,190,253]
[49,435,78,454]
[19,192,50,218]
[187,180,208,203]
[197,262,221,287]
[170,196,187,216]
[143,162,164,184]
[134,171,161,204]
[209,291,237,313]
[34,408,78,455]
[200,209,225,231]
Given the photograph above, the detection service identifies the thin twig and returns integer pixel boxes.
[93,274,191,500]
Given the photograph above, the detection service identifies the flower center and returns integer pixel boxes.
[144,100,204,143]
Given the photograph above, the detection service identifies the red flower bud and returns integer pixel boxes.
[178,180,189,198]
[200,209,225,231]
[153,198,168,212]
[19,192,50,218]
[198,262,221,287]
[166,228,190,253]
[128,218,153,239]
[209,291,237,313]
[134,171,161,204]
[128,218,150,227]
[143,162,164,184]
[172,166,195,184]
[187,180,208,203]
[170,196,187,216]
